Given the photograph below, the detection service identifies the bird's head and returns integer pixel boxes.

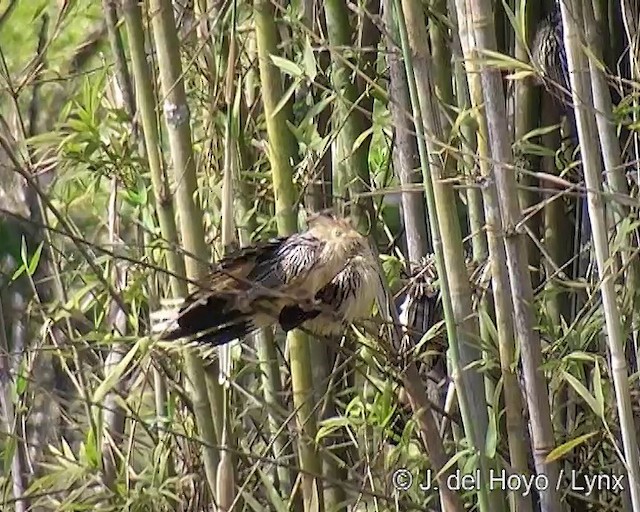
[307,213,371,260]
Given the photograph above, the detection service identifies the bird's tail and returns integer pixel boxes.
[150,296,255,347]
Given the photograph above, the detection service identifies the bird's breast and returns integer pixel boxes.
[339,257,379,321]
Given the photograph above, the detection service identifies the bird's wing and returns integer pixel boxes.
[155,233,328,345]
[249,231,325,289]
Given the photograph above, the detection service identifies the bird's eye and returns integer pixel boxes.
[332,228,343,238]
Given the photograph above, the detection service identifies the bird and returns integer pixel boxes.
[151,213,380,346]
[531,1,570,107]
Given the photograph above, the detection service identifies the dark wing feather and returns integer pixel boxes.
[159,233,326,345]
[249,231,324,287]
[279,306,321,332]
[277,262,361,333]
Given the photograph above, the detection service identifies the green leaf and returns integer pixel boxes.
[303,36,317,81]
[485,409,498,458]
[592,361,605,418]
[562,371,602,418]
[520,124,562,142]
[82,428,99,469]
[271,79,299,120]
[11,264,26,281]
[255,468,288,512]
[546,432,598,462]
[270,55,303,78]
[92,340,141,404]
[475,49,534,72]
[27,241,44,276]
[15,366,28,397]
[436,448,472,479]
[351,127,374,154]
[563,351,597,363]
[316,416,352,441]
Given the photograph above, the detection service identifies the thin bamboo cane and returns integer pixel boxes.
[461,0,562,510]
[254,1,322,509]
[324,0,377,234]
[393,0,492,510]
[148,0,221,496]
[561,1,640,509]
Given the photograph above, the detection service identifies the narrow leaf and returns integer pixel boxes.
[546,432,598,462]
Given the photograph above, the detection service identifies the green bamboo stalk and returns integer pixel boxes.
[235,81,297,496]
[324,0,376,233]
[428,0,498,435]
[147,0,221,497]
[100,0,135,489]
[298,13,343,499]
[254,0,322,509]
[514,0,542,287]
[103,0,136,116]
[393,1,492,510]
[382,0,430,260]
[121,3,188,462]
[582,0,640,340]
[122,0,187,293]
[254,0,297,235]
[300,0,332,212]
[453,5,533,512]
[398,0,490,443]
[449,6,487,266]
[461,1,562,510]
[561,2,640,509]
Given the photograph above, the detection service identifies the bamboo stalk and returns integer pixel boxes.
[429,0,499,435]
[514,0,542,287]
[449,3,487,266]
[561,1,640,509]
[148,0,221,497]
[254,0,322,508]
[235,79,297,496]
[582,0,640,354]
[100,1,137,488]
[393,0,492,510]
[382,0,430,261]
[453,5,533,511]
[0,296,29,512]
[398,0,490,448]
[122,1,187,468]
[324,0,376,233]
[461,0,562,510]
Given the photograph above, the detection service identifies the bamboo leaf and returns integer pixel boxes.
[505,70,535,81]
[271,79,299,120]
[475,49,534,72]
[485,409,498,458]
[563,351,597,363]
[351,127,374,154]
[270,54,303,78]
[562,371,602,418]
[92,340,141,403]
[592,361,605,418]
[436,448,472,479]
[546,432,598,462]
[303,36,317,81]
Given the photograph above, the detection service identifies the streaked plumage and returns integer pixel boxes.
[532,3,569,103]
[395,254,489,345]
[281,251,380,336]
[397,256,441,346]
[152,213,379,345]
